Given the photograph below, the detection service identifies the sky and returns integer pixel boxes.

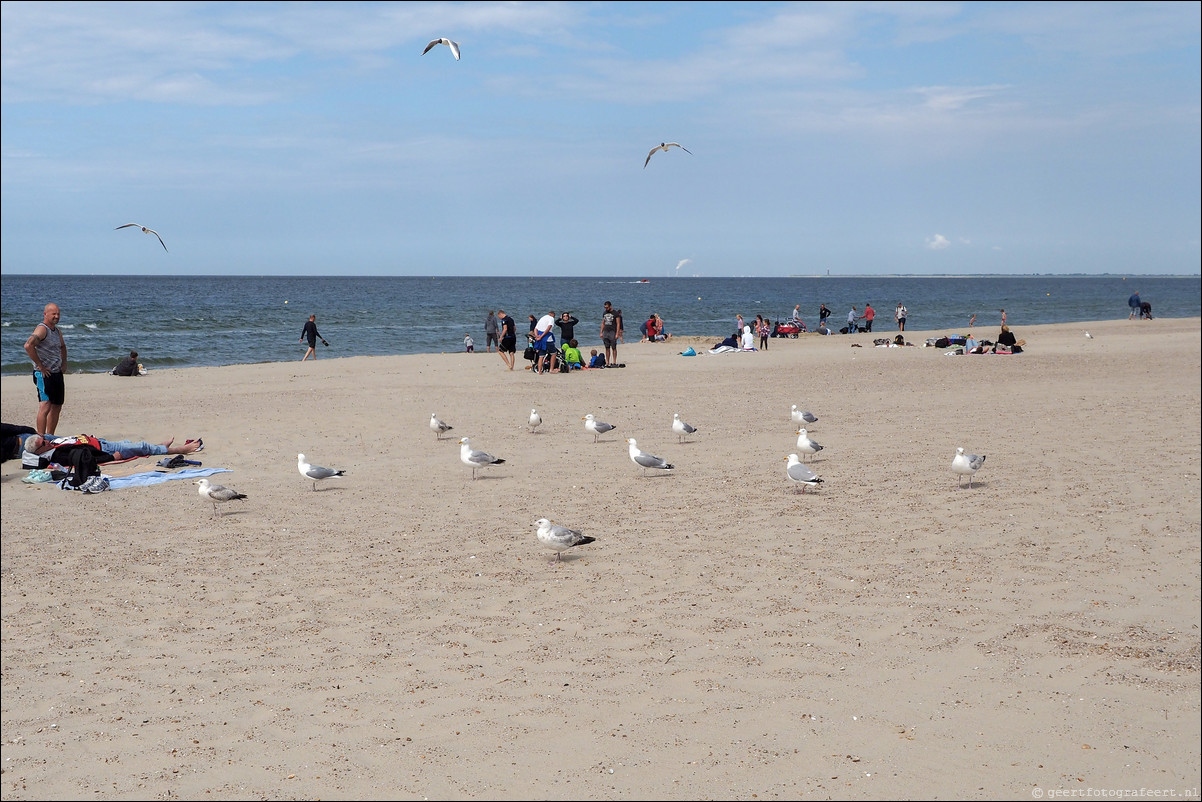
[1,1,1199,277]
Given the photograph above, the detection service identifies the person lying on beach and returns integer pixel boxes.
[23,433,203,466]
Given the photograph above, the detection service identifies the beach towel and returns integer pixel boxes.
[105,467,231,490]
[707,346,738,354]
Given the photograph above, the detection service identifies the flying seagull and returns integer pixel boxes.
[534,518,596,563]
[529,408,543,433]
[115,223,168,252]
[297,453,346,491]
[459,437,505,479]
[582,413,616,443]
[785,454,823,494]
[195,477,247,517]
[672,412,698,443]
[644,142,692,168]
[627,438,674,476]
[430,413,454,440]
[422,37,461,60]
[952,447,986,489]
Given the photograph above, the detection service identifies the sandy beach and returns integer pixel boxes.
[2,318,1199,801]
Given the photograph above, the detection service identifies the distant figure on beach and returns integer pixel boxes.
[1000,308,1007,327]
[863,303,875,332]
[497,309,517,370]
[1128,292,1140,320]
[24,302,67,435]
[601,301,621,365]
[994,325,1025,354]
[1140,301,1153,320]
[846,306,859,334]
[464,333,474,353]
[113,350,140,377]
[757,315,770,349]
[653,314,672,342]
[819,304,831,328]
[299,314,327,361]
[969,314,976,328]
[24,432,202,463]
[484,311,499,353]
[533,311,558,374]
[792,305,803,326]
[895,302,907,332]
[736,314,745,337]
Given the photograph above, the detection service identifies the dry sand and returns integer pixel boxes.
[2,318,1199,801]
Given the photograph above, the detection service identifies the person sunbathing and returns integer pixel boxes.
[23,433,203,464]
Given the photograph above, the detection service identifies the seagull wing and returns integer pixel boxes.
[447,39,461,60]
[147,228,168,251]
[422,39,441,55]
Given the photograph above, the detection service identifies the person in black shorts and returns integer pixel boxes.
[299,314,328,361]
[497,309,517,370]
[24,302,68,435]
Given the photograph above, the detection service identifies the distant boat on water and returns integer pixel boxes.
[637,279,650,283]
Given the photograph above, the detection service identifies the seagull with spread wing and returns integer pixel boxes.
[115,223,168,252]
[644,142,692,168]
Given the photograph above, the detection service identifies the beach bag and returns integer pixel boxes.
[680,347,696,356]
[523,346,536,361]
[934,337,950,349]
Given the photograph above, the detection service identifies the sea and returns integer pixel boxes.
[1,274,1198,376]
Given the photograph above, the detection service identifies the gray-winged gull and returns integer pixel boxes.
[785,454,823,493]
[795,428,823,462]
[582,413,616,443]
[791,405,818,425]
[195,477,247,516]
[952,447,986,488]
[297,453,345,491]
[529,408,542,433]
[672,412,698,443]
[430,413,454,440]
[459,437,505,479]
[534,518,596,563]
[627,438,674,476]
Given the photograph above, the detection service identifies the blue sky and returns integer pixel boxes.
[1,1,1198,277]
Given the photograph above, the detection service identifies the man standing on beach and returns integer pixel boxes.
[533,311,558,374]
[496,309,517,370]
[601,301,620,365]
[846,306,859,334]
[24,302,67,436]
[863,303,875,332]
[484,311,499,353]
[1128,292,1140,320]
[896,302,907,332]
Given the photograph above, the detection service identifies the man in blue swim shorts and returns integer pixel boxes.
[24,302,68,435]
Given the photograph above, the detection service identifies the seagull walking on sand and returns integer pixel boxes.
[627,438,674,476]
[791,405,818,425]
[672,412,698,443]
[459,437,505,479]
[195,478,247,516]
[1085,331,1093,339]
[644,142,692,168]
[534,518,596,563]
[583,413,616,443]
[422,37,460,60]
[952,447,986,489]
[115,223,168,252]
[795,428,823,462]
[430,413,454,440]
[529,409,543,433]
[785,454,823,494]
[297,453,345,491]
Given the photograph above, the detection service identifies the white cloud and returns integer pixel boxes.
[927,234,951,250]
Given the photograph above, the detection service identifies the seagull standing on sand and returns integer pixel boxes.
[430,413,453,440]
[115,223,168,252]
[195,478,247,516]
[534,518,596,563]
[791,405,818,425]
[422,37,461,60]
[644,142,692,168]
[297,453,345,491]
[529,409,542,433]
[582,413,616,443]
[627,438,674,476]
[1085,331,1093,339]
[785,454,823,494]
[672,413,698,443]
[952,447,986,489]
[459,437,505,479]
[795,428,823,462]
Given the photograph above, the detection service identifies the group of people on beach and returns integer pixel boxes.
[478,303,628,372]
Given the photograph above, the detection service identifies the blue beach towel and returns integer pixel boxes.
[105,467,231,490]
